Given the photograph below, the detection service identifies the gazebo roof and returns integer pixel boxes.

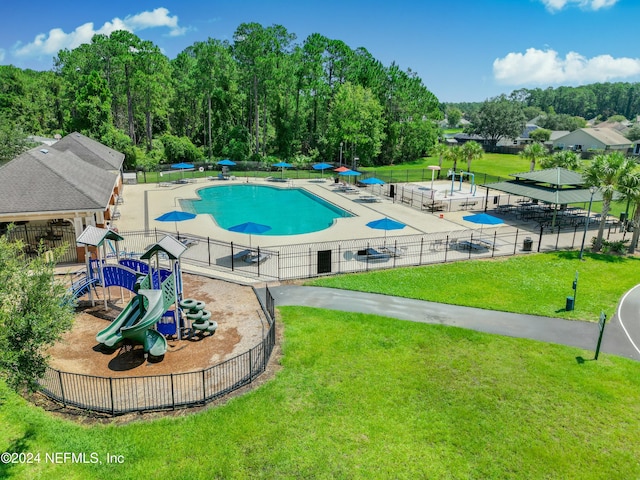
[76,225,124,247]
[140,235,187,260]
[483,181,603,204]
[509,167,585,186]
[483,167,605,205]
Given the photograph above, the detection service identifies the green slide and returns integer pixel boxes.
[120,289,168,357]
[95,290,168,357]
[95,295,143,348]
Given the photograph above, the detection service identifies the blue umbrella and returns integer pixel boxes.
[463,213,504,234]
[273,161,292,178]
[312,162,333,178]
[155,210,197,233]
[171,162,195,169]
[217,159,236,166]
[360,177,385,185]
[339,169,361,185]
[366,217,405,240]
[313,162,333,170]
[228,221,272,249]
[171,162,195,179]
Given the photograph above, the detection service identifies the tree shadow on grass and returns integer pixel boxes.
[554,250,639,264]
[0,428,35,478]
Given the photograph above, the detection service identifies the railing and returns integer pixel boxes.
[38,289,277,415]
[110,208,627,282]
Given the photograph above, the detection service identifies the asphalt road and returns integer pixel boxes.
[262,285,640,362]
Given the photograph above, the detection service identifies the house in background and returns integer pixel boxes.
[497,124,540,147]
[552,127,632,153]
[0,132,125,262]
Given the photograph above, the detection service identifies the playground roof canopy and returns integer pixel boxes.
[76,225,124,247]
[141,235,187,260]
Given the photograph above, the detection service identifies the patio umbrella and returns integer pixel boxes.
[339,169,361,185]
[312,162,333,178]
[273,161,292,179]
[366,217,406,240]
[462,213,504,234]
[334,166,350,173]
[155,210,197,233]
[171,162,195,179]
[228,221,272,249]
[217,159,236,166]
[360,177,385,185]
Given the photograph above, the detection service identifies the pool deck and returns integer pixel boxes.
[115,177,492,248]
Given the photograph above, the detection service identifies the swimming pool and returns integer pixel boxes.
[183,184,353,235]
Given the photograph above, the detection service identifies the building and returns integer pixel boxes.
[0,132,125,262]
[552,127,632,153]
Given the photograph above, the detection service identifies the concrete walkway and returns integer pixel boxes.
[263,285,640,362]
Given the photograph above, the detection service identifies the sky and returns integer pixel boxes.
[1,0,640,103]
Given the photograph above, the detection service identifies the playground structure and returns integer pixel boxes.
[74,226,212,358]
[448,170,477,196]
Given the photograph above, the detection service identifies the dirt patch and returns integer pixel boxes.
[47,274,266,377]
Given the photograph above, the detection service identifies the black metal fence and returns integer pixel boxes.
[38,288,277,415]
[107,204,627,283]
[6,223,77,263]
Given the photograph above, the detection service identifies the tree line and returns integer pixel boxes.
[0,23,443,168]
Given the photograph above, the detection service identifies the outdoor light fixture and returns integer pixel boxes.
[579,185,597,260]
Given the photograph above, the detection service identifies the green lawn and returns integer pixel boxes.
[1,307,639,479]
[306,251,640,321]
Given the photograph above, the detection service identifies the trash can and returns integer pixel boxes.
[334,177,339,184]
[620,212,628,223]
[523,237,533,251]
[566,296,575,311]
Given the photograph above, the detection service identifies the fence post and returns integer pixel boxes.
[513,229,519,255]
[202,370,206,403]
[58,370,66,407]
[207,237,211,266]
[170,373,175,410]
[444,235,449,263]
[419,237,424,265]
[109,377,114,416]
[249,348,253,383]
[537,225,543,252]
[231,242,235,271]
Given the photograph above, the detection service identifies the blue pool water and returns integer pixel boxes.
[182,185,353,235]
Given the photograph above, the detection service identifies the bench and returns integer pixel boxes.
[423,202,447,212]
[459,201,477,210]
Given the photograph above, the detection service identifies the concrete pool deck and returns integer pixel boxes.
[114,176,500,248]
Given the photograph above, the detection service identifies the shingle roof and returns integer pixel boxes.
[51,132,124,171]
[483,181,603,205]
[0,145,118,215]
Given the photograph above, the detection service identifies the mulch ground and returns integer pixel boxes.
[47,273,265,377]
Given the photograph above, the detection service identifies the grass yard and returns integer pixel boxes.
[306,251,640,321]
[1,307,639,479]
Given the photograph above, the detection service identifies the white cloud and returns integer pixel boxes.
[540,0,619,12]
[13,8,187,58]
[493,48,640,86]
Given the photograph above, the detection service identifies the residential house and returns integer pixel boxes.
[552,127,632,153]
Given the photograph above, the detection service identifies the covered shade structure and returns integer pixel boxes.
[483,168,606,205]
[482,167,613,227]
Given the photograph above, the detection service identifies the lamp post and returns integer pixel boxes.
[339,142,343,167]
[579,186,597,260]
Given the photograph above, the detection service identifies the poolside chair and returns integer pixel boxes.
[356,248,390,262]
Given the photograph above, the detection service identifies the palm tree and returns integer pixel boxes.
[461,140,484,172]
[519,142,548,172]
[540,150,582,170]
[616,167,640,254]
[430,142,449,179]
[583,152,634,252]
[445,144,462,173]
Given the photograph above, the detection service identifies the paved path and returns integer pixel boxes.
[263,285,640,362]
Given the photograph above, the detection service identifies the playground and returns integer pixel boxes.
[49,273,263,377]
[48,225,266,380]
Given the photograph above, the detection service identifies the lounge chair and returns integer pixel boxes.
[356,248,390,262]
